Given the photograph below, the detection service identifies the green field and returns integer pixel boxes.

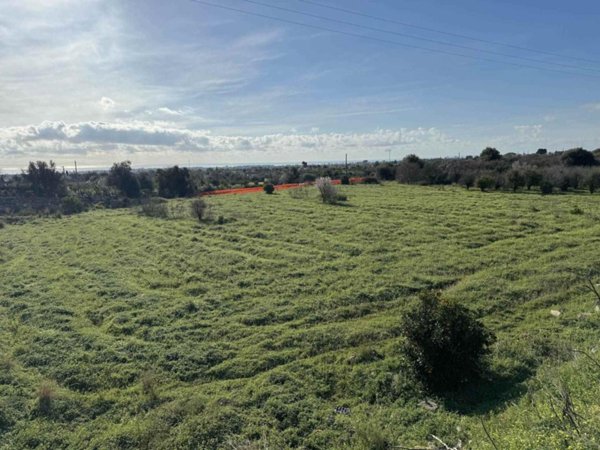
[1,184,600,449]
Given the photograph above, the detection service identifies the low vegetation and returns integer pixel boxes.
[1,184,599,448]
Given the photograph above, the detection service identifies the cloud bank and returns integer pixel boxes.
[0,121,456,162]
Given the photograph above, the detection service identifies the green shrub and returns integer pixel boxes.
[140,199,169,218]
[263,183,275,194]
[191,198,209,222]
[476,176,495,192]
[61,195,85,215]
[341,175,350,185]
[315,177,338,204]
[401,293,495,392]
[540,180,554,195]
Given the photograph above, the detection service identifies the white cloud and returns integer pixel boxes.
[0,120,457,163]
[99,97,116,110]
[514,124,543,140]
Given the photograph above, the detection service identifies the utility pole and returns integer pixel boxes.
[386,149,392,162]
[74,160,78,175]
[345,153,348,177]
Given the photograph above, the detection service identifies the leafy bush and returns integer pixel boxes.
[263,183,275,194]
[191,198,208,221]
[156,166,195,198]
[401,293,495,391]
[315,177,338,204]
[562,148,597,167]
[540,180,554,195]
[107,161,141,198]
[585,170,600,193]
[476,176,495,192]
[376,165,396,181]
[341,175,350,185]
[140,199,169,218]
[480,147,501,161]
[25,160,64,197]
[61,195,85,215]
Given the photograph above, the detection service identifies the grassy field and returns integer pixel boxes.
[1,184,600,449]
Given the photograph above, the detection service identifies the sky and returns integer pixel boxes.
[1,0,600,172]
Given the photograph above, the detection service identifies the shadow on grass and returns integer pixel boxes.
[442,366,532,415]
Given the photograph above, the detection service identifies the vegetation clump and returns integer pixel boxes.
[107,161,141,198]
[191,198,209,222]
[263,183,275,195]
[315,177,339,204]
[401,293,495,392]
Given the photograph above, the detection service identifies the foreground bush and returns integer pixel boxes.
[263,183,275,194]
[191,198,208,221]
[315,177,338,204]
[402,293,495,391]
[140,198,169,218]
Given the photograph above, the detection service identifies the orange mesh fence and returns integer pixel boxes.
[200,177,366,196]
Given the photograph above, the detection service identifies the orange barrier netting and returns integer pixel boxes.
[200,177,366,196]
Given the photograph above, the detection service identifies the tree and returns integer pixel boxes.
[402,293,494,391]
[536,148,548,155]
[525,168,543,190]
[507,169,526,192]
[156,166,195,198]
[540,180,554,195]
[585,170,600,194]
[480,147,501,161]
[397,155,424,184]
[263,183,275,194]
[25,160,64,196]
[476,176,495,192]
[107,161,141,198]
[376,165,396,181]
[562,148,597,167]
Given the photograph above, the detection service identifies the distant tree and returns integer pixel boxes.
[540,180,554,195]
[536,148,548,155]
[460,172,476,190]
[507,168,526,192]
[401,293,494,391]
[376,165,396,181]
[286,167,300,183]
[156,166,195,198]
[525,168,543,190]
[403,154,424,167]
[480,147,502,161]
[562,148,597,167]
[585,170,600,194]
[302,173,317,183]
[138,171,154,192]
[397,155,424,184]
[476,176,495,192]
[263,183,275,194]
[24,160,64,196]
[301,161,308,168]
[107,161,141,198]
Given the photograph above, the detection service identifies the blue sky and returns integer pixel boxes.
[1,0,599,171]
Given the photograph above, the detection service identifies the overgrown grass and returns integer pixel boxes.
[1,184,599,449]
